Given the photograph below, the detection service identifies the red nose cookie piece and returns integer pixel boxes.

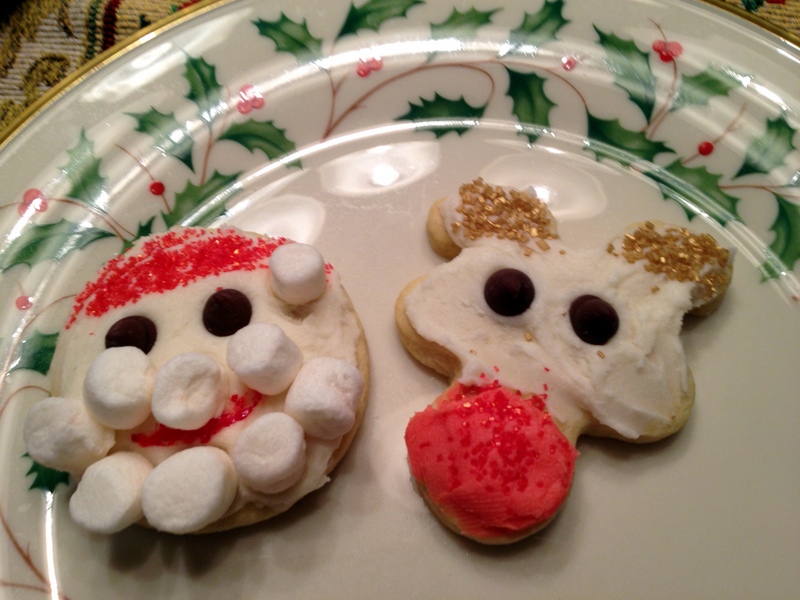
[405,382,577,542]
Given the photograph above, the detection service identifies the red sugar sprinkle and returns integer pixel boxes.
[67,229,287,326]
[131,390,262,447]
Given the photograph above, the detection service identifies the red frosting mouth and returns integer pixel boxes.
[131,389,262,447]
[405,381,577,541]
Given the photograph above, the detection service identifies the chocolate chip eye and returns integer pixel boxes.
[569,295,619,345]
[203,289,252,336]
[484,268,535,317]
[105,316,158,354]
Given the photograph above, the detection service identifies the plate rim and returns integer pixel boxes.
[0,0,798,152]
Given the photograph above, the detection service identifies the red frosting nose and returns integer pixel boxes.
[405,381,577,541]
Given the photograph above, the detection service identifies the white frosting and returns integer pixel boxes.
[141,446,238,534]
[284,357,365,440]
[151,353,227,430]
[69,452,153,534]
[83,347,155,429]
[227,323,303,395]
[269,242,327,305]
[405,225,694,440]
[24,229,365,534]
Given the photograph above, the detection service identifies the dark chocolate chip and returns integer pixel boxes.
[569,295,619,345]
[484,268,535,317]
[105,315,158,354]
[203,289,252,337]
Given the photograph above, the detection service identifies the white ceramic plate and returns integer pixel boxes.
[1,0,799,598]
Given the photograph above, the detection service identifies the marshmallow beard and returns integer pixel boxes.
[23,229,367,534]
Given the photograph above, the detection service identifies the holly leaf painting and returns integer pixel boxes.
[163,170,241,228]
[505,67,556,142]
[671,65,741,112]
[219,119,298,162]
[586,114,672,162]
[337,0,424,39]
[431,7,498,38]
[763,192,800,277]
[10,330,58,375]
[510,0,569,47]
[649,159,741,223]
[127,108,195,171]
[396,93,486,138]
[594,27,657,122]
[61,129,107,209]
[121,217,157,253]
[253,13,323,58]
[0,220,115,271]
[183,54,222,127]
[25,456,70,492]
[734,115,797,178]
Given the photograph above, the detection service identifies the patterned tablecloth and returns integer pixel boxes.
[1,0,799,134]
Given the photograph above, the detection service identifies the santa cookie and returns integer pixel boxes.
[396,179,732,544]
[24,227,368,534]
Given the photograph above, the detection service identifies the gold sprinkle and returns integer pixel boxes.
[597,351,605,359]
[608,221,730,304]
[452,178,558,252]
[651,286,660,294]
[524,331,533,342]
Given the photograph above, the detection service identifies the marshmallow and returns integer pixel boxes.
[23,396,115,473]
[69,452,153,534]
[227,323,303,395]
[269,242,327,305]
[83,346,155,429]
[151,353,225,430]
[232,412,307,494]
[141,446,238,534]
[284,357,365,439]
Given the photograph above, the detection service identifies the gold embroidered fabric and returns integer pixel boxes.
[0,0,209,131]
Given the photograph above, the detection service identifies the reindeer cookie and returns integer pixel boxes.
[23,227,368,534]
[396,179,732,544]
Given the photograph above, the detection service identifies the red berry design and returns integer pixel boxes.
[357,56,383,77]
[15,295,33,310]
[698,141,715,156]
[149,181,166,195]
[236,84,264,114]
[19,189,48,216]
[561,56,577,71]
[652,39,683,63]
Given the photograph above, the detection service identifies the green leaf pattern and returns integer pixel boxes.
[511,0,570,48]
[397,93,486,137]
[735,115,798,178]
[254,13,323,58]
[61,129,107,209]
[671,66,741,112]
[219,120,298,160]
[163,170,241,228]
[127,108,195,171]
[338,0,424,39]
[504,67,555,141]
[431,7,498,38]
[594,26,658,121]
[25,457,70,493]
[10,330,59,375]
